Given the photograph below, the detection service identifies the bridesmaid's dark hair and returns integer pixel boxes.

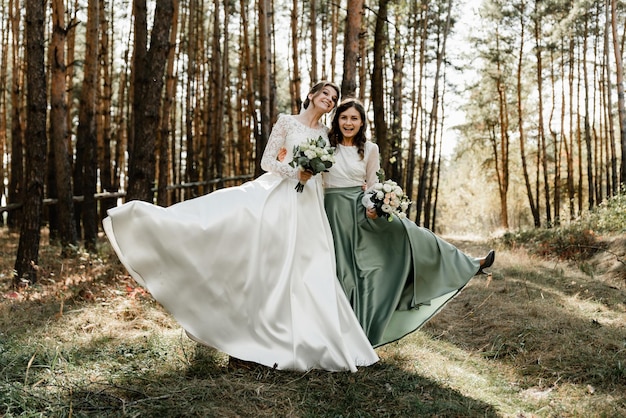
[302,81,340,110]
[329,98,367,160]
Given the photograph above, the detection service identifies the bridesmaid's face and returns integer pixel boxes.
[338,107,363,140]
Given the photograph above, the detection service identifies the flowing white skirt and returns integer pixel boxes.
[103,173,378,372]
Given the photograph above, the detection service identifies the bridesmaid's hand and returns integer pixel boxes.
[277,147,287,162]
[366,207,378,219]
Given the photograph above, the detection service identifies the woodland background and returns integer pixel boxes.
[1,0,625,285]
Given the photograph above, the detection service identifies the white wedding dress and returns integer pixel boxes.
[103,115,379,372]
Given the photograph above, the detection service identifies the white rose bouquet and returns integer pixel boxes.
[368,177,411,221]
[289,136,336,192]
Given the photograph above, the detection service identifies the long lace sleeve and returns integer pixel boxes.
[362,142,381,209]
[365,142,381,189]
[261,115,299,179]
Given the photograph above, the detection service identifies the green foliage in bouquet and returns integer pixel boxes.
[289,136,335,192]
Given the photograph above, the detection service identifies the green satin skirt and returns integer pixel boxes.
[324,186,481,347]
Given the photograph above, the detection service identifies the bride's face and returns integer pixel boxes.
[310,87,339,113]
[338,107,363,140]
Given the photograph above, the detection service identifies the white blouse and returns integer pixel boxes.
[323,142,380,189]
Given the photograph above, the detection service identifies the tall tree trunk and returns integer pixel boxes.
[495,27,510,230]
[113,44,129,203]
[605,8,618,197]
[14,0,47,285]
[207,0,225,190]
[405,0,428,220]
[550,44,563,224]
[582,12,594,210]
[8,0,24,230]
[290,0,302,113]
[49,0,78,255]
[417,0,452,226]
[534,1,551,226]
[257,0,272,176]
[127,0,174,202]
[517,1,539,226]
[342,0,364,98]
[329,0,339,85]
[566,35,575,219]
[184,0,199,190]
[99,0,115,219]
[309,0,318,82]
[389,5,404,186]
[240,0,257,176]
[611,0,626,187]
[158,0,179,207]
[0,2,7,227]
[75,0,99,251]
[371,0,389,176]
[358,4,367,103]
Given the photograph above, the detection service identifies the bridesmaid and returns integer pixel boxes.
[322,98,495,347]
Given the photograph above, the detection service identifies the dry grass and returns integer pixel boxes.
[0,228,624,417]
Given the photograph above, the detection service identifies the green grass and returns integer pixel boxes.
[1,205,625,417]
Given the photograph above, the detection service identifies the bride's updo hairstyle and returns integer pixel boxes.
[328,98,367,160]
[302,80,340,110]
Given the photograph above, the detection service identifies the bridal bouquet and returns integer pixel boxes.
[289,136,335,192]
[368,177,411,221]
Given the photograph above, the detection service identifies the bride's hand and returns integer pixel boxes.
[298,169,313,183]
[277,147,287,162]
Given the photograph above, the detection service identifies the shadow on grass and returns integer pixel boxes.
[44,345,501,417]
[0,331,500,417]
[424,261,626,399]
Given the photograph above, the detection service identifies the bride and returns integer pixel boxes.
[103,81,379,372]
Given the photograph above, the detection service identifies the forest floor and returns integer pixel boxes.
[0,228,624,417]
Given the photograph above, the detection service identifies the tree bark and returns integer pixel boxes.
[99,0,116,219]
[611,0,626,187]
[309,0,318,82]
[605,1,617,196]
[534,0,551,225]
[417,0,452,227]
[49,0,78,255]
[14,0,47,285]
[158,0,179,207]
[582,11,594,210]
[8,0,24,230]
[75,0,99,251]
[290,0,302,113]
[371,0,389,177]
[257,0,272,176]
[127,0,174,202]
[405,0,428,220]
[342,0,364,98]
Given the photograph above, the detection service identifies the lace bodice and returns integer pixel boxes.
[261,114,330,179]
